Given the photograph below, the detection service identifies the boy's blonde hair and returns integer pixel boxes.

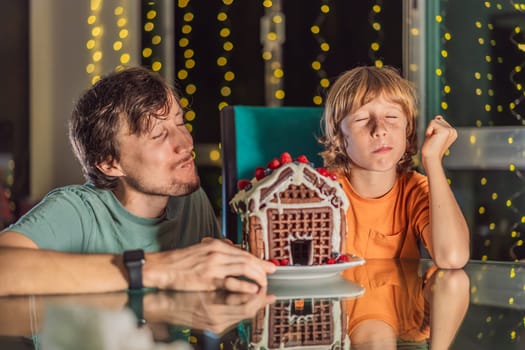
[320,65,418,173]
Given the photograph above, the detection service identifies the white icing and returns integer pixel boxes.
[230,162,350,262]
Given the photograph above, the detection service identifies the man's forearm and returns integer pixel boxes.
[0,248,128,296]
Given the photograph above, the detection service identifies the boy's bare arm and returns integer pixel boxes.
[421,116,470,269]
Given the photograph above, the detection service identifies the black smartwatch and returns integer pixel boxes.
[123,249,145,290]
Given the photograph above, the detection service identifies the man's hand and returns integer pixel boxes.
[143,238,276,293]
[143,289,275,334]
[421,115,458,166]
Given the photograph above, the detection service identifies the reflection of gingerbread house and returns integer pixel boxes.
[230,159,349,265]
[250,298,349,349]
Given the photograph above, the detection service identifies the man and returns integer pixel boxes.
[0,66,274,295]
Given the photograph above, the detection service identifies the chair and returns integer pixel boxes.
[220,105,325,242]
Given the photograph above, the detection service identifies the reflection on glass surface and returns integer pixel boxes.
[3,260,525,349]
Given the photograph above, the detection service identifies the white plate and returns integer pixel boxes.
[268,276,365,300]
[268,255,365,280]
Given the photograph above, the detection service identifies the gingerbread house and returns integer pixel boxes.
[230,154,349,266]
[249,298,349,350]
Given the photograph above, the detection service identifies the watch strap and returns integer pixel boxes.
[123,249,145,290]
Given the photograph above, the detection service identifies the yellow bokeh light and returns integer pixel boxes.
[224,71,235,81]
[372,4,381,13]
[275,89,285,99]
[220,28,231,38]
[217,57,227,66]
[267,32,277,41]
[91,75,101,85]
[142,47,152,58]
[508,137,514,144]
[475,21,482,28]
[478,206,486,214]
[491,193,498,200]
[91,0,101,11]
[184,12,194,22]
[217,12,227,21]
[209,150,221,161]
[506,200,512,207]
[435,68,443,76]
[476,88,482,96]
[435,15,442,23]
[151,61,162,71]
[223,41,233,51]
[85,64,95,74]
[373,22,381,31]
[92,51,103,62]
[311,61,321,70]
[223,0,233,5]
[179,38,189,47]
[441,50,448,58]
[180,97,189,108]
[320,43,330,52]
[273,15,282,24]
[371,42,380,51]
[144,22,154,32]
[86,40,96,50]
[481,177,487,185]
[262,51,272,60]
[320,4,330,13]
[311,25,320,34]
[177,70,188,80]
[147,10,156,20]
[485,104,491,112]
[185,110,196,121]
[313,96,323,105]
[87,15,96,25]
[218,102,229,110]
[152,35,162,45]
[186,84,197,95]
[91,26,102,37]
[474,72,481,79]
[179,0,189,9]
[117,18,127,27]
[469,135,477,144]
[120,53,130,64]
[510,164,516,171]
[113,41,123,51]
[119,29,129,39]
[185,59,196,69]
[441,101,448,110]
[444,32,452,40]
[320,78,330,88]
[114,6,123,16]
[182,24,192,34]
[478,38,485,45]
[273,69,284,78]
[185,123,193,133]
[263,0,272,8]
[220,86,231,96]
[184,49,194,59]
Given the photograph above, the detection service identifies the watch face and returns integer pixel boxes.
[124,249,145,263]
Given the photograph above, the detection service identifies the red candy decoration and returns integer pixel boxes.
[326,258,337,264]
[296,155,309,164]
[280,258,290,266]
[255,167,266,180]
[267,158,281,169]
[337,254,349,263]
[237,179,251,190]
[280,152,293,164]
[269,259,280,266]
[316,167,329,176]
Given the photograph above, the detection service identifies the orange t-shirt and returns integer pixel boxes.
[343,259,436,342]
[339,171,430,259]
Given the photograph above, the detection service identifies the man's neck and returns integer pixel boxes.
[348,168,397,199]
[112,185,169,219]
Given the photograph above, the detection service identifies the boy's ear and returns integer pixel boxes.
[96,157,124,177]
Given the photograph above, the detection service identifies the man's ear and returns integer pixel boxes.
[96,157,124,177]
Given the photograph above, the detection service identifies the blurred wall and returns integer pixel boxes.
[29,0,140,200]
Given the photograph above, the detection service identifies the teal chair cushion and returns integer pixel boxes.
[220,105,324,242]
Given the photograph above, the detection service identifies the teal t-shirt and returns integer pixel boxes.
[3,184,222,253]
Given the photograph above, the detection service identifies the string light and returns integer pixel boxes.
[176,0,196,134]
[311,0,331,106]
[368,0,384,68]
[261,0,285,106]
